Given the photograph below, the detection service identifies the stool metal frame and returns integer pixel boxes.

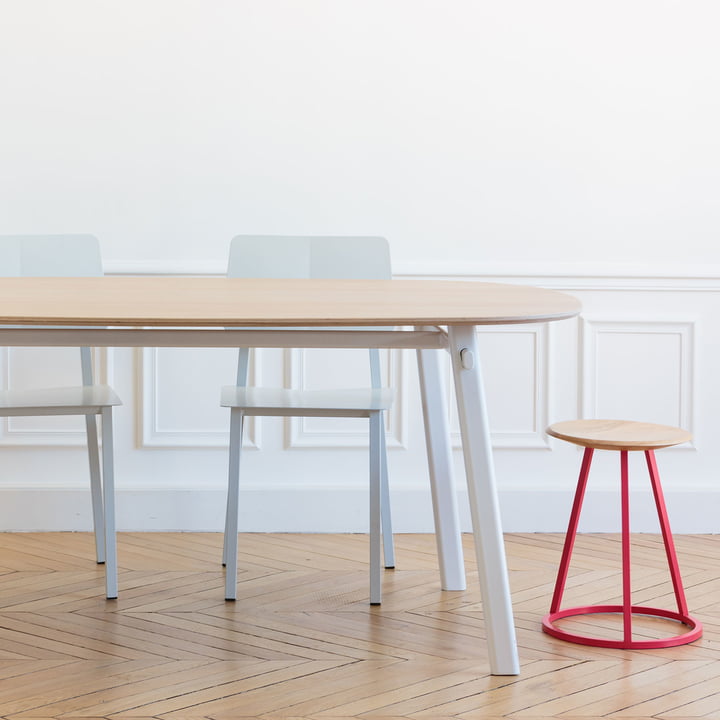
[543,441,702,649]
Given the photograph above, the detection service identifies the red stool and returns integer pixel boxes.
[542,419,702,649]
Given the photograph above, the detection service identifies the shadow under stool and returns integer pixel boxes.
[542,419,702,649]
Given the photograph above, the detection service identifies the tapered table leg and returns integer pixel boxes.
[100,407,118,600]
[448,325,519,676]
[416,328,466,591]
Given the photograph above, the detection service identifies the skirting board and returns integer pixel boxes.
[0,487,716,534]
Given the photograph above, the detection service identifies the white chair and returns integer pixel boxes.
[221,235,395,604]
[0,235,121,599]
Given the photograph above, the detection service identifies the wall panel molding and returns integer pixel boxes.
[446,324,551,449]
[286,347,406,449]
[580,316,696,445]
[105,261,720,288]
[138,347,260,449]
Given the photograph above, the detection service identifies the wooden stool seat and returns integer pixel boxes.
[547,419,692,452]
[543,418,701,649]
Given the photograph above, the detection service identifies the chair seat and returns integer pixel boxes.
[547,419,691,451]
[221,386,393,417]
[0,385,122,416]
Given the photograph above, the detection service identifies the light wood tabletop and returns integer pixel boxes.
[0,277,581,327]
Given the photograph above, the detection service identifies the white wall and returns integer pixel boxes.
[1,2,719,532]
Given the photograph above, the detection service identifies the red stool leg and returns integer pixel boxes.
[645,450,689,616]
[620,450,632,644]
[549,448,594,613]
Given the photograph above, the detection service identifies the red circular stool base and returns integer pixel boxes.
[543,604,702,649]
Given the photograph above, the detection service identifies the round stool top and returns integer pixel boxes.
[547,419,692,451]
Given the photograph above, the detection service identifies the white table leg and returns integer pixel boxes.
[100,407,118,600]
[225,408,244,601]
[416,331,466,591]
[448,324,519,676]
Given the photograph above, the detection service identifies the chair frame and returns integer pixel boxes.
[220,236,396,604]
[0,235,119,599]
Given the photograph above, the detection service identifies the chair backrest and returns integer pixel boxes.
[0,234,104,385]
[227,236,391,281]
[227,236,392,387]
[0,235,103,277]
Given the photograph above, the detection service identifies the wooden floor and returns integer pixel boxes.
[0,532,719,719]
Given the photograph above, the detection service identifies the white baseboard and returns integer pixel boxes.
[0,487,716,534]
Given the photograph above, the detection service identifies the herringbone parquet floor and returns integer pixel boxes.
[0,531,719,719]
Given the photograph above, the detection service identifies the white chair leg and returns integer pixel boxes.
[225,409,244,601]
[222,483,230,567]
[224,346,250,568]
[379,417,395,568]
[85,414,105,564]
[369,411,382,605]
[416,338,466,591]
[100,407,118,600]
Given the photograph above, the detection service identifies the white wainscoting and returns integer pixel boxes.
[1,266,719,534]
[139,347,260,449]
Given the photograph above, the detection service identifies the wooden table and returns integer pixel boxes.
[0,276,581,675]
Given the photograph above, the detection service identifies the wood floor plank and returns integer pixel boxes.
[83,660,352,718]
[0,658,182,716]
[5,659,224,718]
[163,611,393,661]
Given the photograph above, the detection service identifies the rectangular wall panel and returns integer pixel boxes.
[581,318,695,438]
[139,347,259,448]
[0,347,112,446]
[286,347,406,449]
[446,325,550,449]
